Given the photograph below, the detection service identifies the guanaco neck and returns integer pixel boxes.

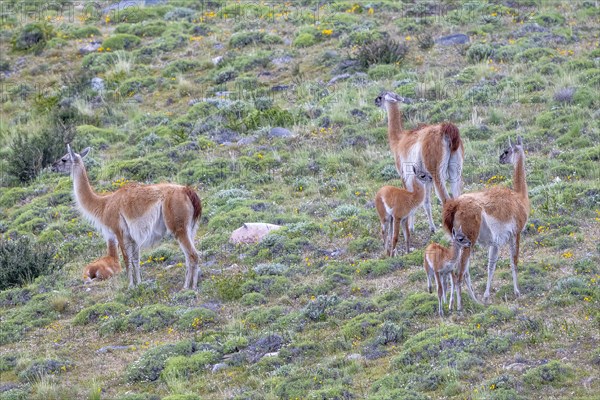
[385,101,404,145]
[446,242,462,266]
[406,176,426,207]
[513,149,529,205]
[72,161,109,222]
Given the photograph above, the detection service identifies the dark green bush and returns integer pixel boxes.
[73,302,128,325]
[102,34,141,50]
[229,31,282,48]
[126,340,197,382]
[0,236,60,290]
[18,359,73,381]
[11,22,54,53]
[176,308,217,331]
[7,124,75,183]
[356,38,408,68]
[467,43,494,63]
[523,360,574,388]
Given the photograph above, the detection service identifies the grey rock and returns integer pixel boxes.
[91,77,104,92]
[271,84,291,92]
[96,345,135,354]
[328,73,351,85]
[272,56,293,66]
[211,363,229,373]
[436,33,470,46]
[237,136,257,145]
[79,41,102,55]
[0,383,20,393]
[269,127,293,138]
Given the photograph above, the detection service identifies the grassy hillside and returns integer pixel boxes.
[1,1,599,399]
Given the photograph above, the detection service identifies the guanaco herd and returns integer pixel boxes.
[52,89,529,316]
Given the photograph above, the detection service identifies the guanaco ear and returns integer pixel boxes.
[80,147,91,159]
[516,135,523,146]
[67,144,76,160]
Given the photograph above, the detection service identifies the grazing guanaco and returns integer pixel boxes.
[442,136,530,310]
[375,165,433,256]
[52,145,202,289]
[83,241,121,283]
[424,226,471,316]
[375,91,464,232]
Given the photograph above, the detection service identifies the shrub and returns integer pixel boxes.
[126,340,196,382]
[244,306,285,327]
[127,304,178,332]
[11,22,54,52]
[73,302,128,325]
[161,351,218,379]
[102,34,141,50]
[356,38,408,68]
[176,308,217,331]
[71,26,101,39]
[368,64,398,80]
[399,292,438,317]
[7,124,75,183]
[162,396,201,400]
[163,7,197,21]
[293,32,317,47]
[303,294,340,321]
[241,292,267,306]
[467,43,494,63]
[18,359,73,381]
[229,31,282,48]
[253,263,288,276]
[523,360,574,388]
[0,236,60,291]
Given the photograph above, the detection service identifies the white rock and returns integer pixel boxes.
[229,223,282,244]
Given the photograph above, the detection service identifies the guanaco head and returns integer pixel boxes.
[499,135,523,165]
[52,144,90,174]
[374,91,405,107]
[452,226,471,248]
[411,164,434,186]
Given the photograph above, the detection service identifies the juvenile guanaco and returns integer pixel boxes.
[424,226,471,316]
[375,165,433,256]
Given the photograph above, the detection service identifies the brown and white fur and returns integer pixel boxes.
[52,145,202,289]
[442,136,529,310]
[83,241,121,283]
[424,227,471,316]
[375,165,433,256]
[375,91,464,232]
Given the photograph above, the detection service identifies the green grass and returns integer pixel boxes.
[0,0,599,399]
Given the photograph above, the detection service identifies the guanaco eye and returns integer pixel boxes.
[62,158,67,163]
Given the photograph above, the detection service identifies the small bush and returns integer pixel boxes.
[18,359,73,381]
[176,308,217,331]
[7,123,75,183]
[523,360,574,388]
[303,294,340,321]
[162,395,201,400]
[164,7,197,21]
[12,22,54,52]
[294,31,317,47]
[126,340,196,382]
[73,302,128,325]
[161,351,218,379]
[356,38,408,68]
[127,304,178,332]
[102,34,141,50]
[467,43,494,63]
[253,263,288,276]
[241,292,267,306]
[229,31,282,48]
[0,236,60,290]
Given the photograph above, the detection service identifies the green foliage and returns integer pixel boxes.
[127,304,178,332]
[176,307,217,331]
[229,31,282,48]
[471,306,515,329]
[161,351,218,379]
[523,360,574,388]
[116,21,167,37]
[126,340,197,382]
[303,294,340,321]
[0,389,29,400]
[73,302,128,325]
[467,43,495,63]
[0,236,60,291]
[293,32,317,47]
[244,306,285,327]
[11,22,54,52]
[341,313,381,341]
[102,34,141,50]
[399,292,438,317]
[7,123,74,183]
[70,26,101,39]
[18,359,73,381]
[356,38,408,68]
[368,64,398,80]
[162,395,201,400]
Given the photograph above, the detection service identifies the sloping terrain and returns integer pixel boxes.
[0,1,599,399]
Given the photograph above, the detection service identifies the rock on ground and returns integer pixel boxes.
[229,223,282,244]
